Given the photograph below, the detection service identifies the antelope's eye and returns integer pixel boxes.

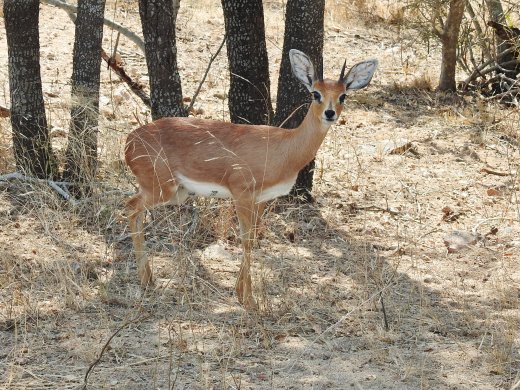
[339,94,347,104]
[312,91,322,102]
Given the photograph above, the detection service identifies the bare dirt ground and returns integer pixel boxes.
[1,1,519,389]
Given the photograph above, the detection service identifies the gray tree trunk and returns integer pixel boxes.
[4,0,56,178]
[221,0,273,125]
[139,0,186,120]
[63,0,106,196]
[273,0,324,202]
[486,0,518,79]
[438,0,465,92]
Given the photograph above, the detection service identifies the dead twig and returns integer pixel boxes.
[82,312,150,389]
[480,166,514,176]
[285,286,391,373]
[0,172,76,205]
[379,291,389,331]
[349,203,400,216]
[187,34,227,114]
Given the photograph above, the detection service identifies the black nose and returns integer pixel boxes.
[325,110,335,119]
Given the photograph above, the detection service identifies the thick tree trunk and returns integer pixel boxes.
[438,0,465,92]
[4,0,56,178]
[139,0,186,120]
[63,0,106,196]
[221,0,273,125]
[274,0,324,202]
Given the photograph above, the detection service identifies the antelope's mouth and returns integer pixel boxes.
[323,116,337,123]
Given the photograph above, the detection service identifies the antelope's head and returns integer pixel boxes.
[289,49,378,128]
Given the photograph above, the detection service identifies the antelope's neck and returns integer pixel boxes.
[286,109,332,169]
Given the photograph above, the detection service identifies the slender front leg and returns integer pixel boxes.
[234,199,263,310]
[253,202,266,246]
[127,197,152,288]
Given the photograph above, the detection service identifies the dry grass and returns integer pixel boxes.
[1,1,520,389]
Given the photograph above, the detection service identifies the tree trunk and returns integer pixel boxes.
[486,0,519,81]
[4,0,56,178]
[438,0,465,92]
[221,0,273,125]
[274,0,324,202]
[139,0,186,120]
[63,0,106,197]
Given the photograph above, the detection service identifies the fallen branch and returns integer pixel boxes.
[484,87,520,103]
[475,60,520,83]
[460,47,517,89]
[101,49,151,108]
[0,106,10,118]
[52,0,151,108]
[0,172,76,205]
[349,203,400,216]
[43,0,145,52]
[481,167,512,176]
[487,21,520,42]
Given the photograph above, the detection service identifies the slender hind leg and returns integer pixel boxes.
[127,193,152,288]
[126,183,185,288]
[253,202,266,246]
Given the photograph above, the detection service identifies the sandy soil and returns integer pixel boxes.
[0,1,519,389]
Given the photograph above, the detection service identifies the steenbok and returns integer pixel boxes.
[125,49,377,309]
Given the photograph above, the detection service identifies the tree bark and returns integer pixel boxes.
[139,0,186,120]
[274,0,324,202]
[438,0,465,92]
[4,0,56,178]
[486,0,520,81]
[221,0,273,125]
[63,0,106,197]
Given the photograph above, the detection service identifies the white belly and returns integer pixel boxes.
[177,174,232,199]
[256,177,296,203]
[176,174,296,203]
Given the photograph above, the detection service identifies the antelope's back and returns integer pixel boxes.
[125,117,293,187]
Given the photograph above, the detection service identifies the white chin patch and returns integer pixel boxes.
[322,118,336,125]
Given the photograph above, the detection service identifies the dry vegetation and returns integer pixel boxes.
[1,0,520,389]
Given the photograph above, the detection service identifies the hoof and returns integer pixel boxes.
[239,293,258,311]
[236,280,257,310]
[139,267,153,289]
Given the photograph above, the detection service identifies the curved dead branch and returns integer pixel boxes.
[43,0,145,52]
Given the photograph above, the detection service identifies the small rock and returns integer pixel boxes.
[486,187,502,197]
[443,230,480,253]
[201,242,232,261]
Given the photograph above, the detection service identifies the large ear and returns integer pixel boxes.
[289,49,316,92]
[341,59,378,90]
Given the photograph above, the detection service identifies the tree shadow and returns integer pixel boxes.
[250,202,519,388]
[1,182,518,389]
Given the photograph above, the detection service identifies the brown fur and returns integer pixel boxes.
[125,78,349,309]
